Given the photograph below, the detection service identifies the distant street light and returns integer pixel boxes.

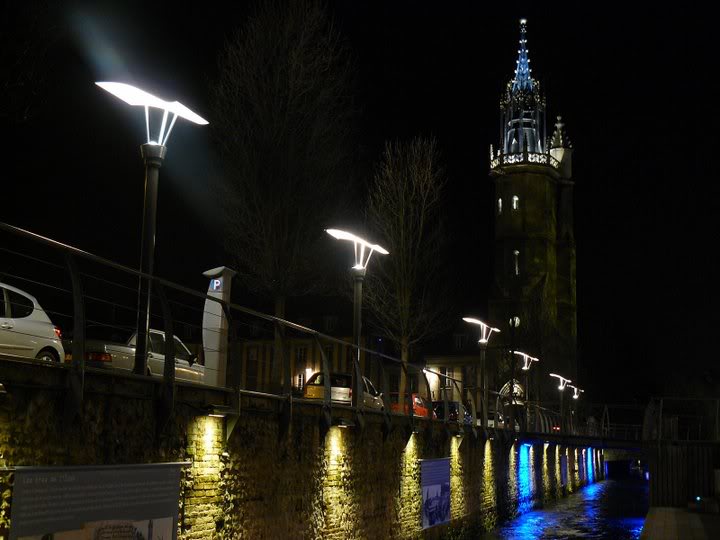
[96,82,208,375]
[549,373,572,390]
[326,229,388,409]
[463,317,500,429]
[515,351,539,431]
[550,373,572,432]
[567,384,584,399]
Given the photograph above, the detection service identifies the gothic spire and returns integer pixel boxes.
[498,18,545,156]
[511,18,535,93]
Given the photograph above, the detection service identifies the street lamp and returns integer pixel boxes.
[463,318,500,429]
[550,373,572,432]
[515,351,539,431]
[326,229,388,409]
[96,82,208,375]
[567,384,584,400]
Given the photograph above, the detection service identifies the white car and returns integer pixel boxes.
[0,282,65,362]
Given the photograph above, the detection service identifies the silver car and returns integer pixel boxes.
[0,282,65,362]
[303,372,384,410]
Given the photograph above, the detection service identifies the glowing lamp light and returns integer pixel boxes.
[567,384,584,399]
[549,373,571,390]
[514,351,539,371]
[96,82,208,146]
[462,317,500,343]
[325,229,388,270]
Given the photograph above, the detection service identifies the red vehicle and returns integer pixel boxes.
[390,392,436,418]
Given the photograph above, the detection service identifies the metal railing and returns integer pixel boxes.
[1,221,640,440]
[643,397,720,442]
[0,221,487,433]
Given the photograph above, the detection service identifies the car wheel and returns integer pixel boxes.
[36,349,59,362]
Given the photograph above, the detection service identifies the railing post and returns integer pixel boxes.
[377,356,392,436]
[156,283,175,428]
[64,254,85,423]
[401,364,413,421]
[314,336,332,429]
[274,322,290,395]
[422,371,433,420]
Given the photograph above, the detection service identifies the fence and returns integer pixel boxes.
[1,221,607,438]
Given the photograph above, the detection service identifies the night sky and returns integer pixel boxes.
[4,2,718,402]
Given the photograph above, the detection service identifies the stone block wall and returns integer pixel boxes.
[0,366,604,539]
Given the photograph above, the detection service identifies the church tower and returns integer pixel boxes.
[489,19,576,399]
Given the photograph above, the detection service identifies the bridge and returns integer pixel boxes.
[1,221,718,538]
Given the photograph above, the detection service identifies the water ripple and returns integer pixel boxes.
[481,478,648,539]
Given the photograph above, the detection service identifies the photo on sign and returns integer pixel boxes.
[422,483,450,528]
[420,458,451,529]
[19,516,173,540]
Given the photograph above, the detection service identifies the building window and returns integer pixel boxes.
[513,250,520,276]
[453,334,467,351]
[512,195,519,210]
[497,198,502,214]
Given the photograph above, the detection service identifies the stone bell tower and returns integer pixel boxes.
[488,19,576,400]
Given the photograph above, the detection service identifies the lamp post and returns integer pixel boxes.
[326,229,388,409]
[515,351,539,431]
[96,82,208,375]
[550,373,572,433]
[462,318,500,429]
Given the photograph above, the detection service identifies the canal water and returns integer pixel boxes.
[481,477,648,539]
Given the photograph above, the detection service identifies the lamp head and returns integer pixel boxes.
[462,317,500,344]
[325,228,388,270]
[515,351,539,371]
[96,82,208,146]
[549,373,571,390]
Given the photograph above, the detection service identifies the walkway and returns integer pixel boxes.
[641,507,720,540]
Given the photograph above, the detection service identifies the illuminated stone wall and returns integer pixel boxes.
[0,369,604,539]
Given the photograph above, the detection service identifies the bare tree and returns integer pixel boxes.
[365,137,451,399]
[209,1,356,388]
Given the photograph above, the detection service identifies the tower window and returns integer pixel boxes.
[513,250,520,275]
[512,196,519,210]
[498,198,503,214]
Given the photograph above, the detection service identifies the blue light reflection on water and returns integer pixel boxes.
[481,478,648,540]
[586,447,594,484]
[518,444,533,514]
